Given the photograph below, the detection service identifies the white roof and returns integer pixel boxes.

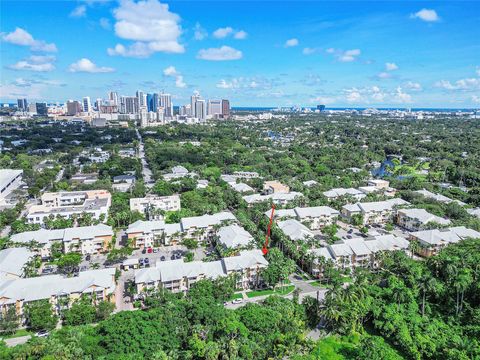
[344,198,409,214]
[414,189,463,205]
[467,208,480,218]
[309,247,334,262]
[181,211,236,229]
[172,165,189,174]
[277,219,314,241]
[323,188,364,198]
[364,234,409,253]
[0,248,34,277]
[343,238,372,256]
[11,224,113,244]
[303,180,318,187]
[223,250,269,271]
[398,208,451,226]
[0,268,116,304]
[0,169,22,191]
[243,192,303,204]
[217,224,253,248]
[231,183,254,193]
[328,243,354,257]
[265,208,296,219]
[294,206,339,219]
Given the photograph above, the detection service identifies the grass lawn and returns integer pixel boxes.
[246,285,295,298]
[228,293,244,301]
[310,280,330,288]
[0,329,32,339]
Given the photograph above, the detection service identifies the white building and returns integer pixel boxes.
[0,248,34,279]
[396,208,451,231]
[242,192,303,206]
[267,206,339,230]
[0,169,23,204]
[277,219,314,241]
[130,195,181,220]
[341,198,410,224]
[26,190,111,225]
[323,188,366,201]
[216,224,254,249]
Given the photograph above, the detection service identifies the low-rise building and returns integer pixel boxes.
[70,173,99,185]
[323,187,366,201]
[216,224,254,249]
[367,179,390,189]
[415,189,466,206]
[129,195,181,220]
[26,190,111,225]
[163,166,197,181]
[263,180,290,194]
[267,206,339,229]
[341,198,409,224]
[0,169,23,203]
[467,208,480,218]
[409,226,480,257]
[10,224,114,257]
[242,192,303,206]
[0,268,116,317]
[396,208,451,231]
[0,248,34,279]
[135,250,268,293]
[277,219,314,241]
[230,182,254,193]
[126,211,237,248]
[112,175,136,192]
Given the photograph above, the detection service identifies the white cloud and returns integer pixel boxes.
[404,81,422,91]
[9,55,56,72]
[327,48,361,62]
[70,5,86,18]
[435,78,480,91]
[345,88,363,102]
[212,27,247,40]
[1,27,57,52]
[303,47,321,55]
[234,30,248,40]
[213,27,233,39]
[472,95,480,104]
[197,46,242,61]
[393,87,412,103]
[284,38,299,47]
[194,23,207,40]
[68,58,115,73]
[216,79,239,89]
[100,18,111,30]
[215,77,280,90]
[0,77,63,100]
[309,96,335,105]
[410,9,440,22]
[108,0,184,57]
[162,66,186,88]
[385,62,398,71]
[377,72,392,79]
[476,67,480,77]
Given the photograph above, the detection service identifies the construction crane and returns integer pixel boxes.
[262,204,275,255]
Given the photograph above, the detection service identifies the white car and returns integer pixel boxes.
[35,330,49,338]
[232,299,243,304]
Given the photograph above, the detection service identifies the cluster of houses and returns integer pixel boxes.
[323,179,396,200]
[26,190,112,225]
[135,249,268,293]
[129,194,181,220]
[241,180,304,206]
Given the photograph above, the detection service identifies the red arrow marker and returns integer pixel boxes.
[262,204,275,255]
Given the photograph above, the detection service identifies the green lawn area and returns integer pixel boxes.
[310,280,330,288]
[228,292,244,301]
[0,329,32,340]
[246,285,295,298]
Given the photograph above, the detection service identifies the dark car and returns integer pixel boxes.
[142,248,146,254]
[171,255,176,260]
[85,254,91,261]
[144,258,150,263]
[160,256,166,261]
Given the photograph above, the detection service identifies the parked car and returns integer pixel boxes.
[170,255,176,260]
[147,247,153,254]
[142,248,146,254]
[153,248,159,253]
[160,256,166,261]
[85,254,91,261]
[144,258,150,264]
[232,299,243,304]
[35,330,49,338]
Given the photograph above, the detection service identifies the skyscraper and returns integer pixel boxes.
[35,102,48,116]
[190,93,200,117]
[17,98,28,111]
[67,100,82,116]
[159,93,173,118]
[120,96,139,114]
[195,99,206,121]
[136,90,147,110]
[95,98,103,111]
[207,100,222,116]
[109,91,119,106]
[222,99,230,118]
[82,97,92,113]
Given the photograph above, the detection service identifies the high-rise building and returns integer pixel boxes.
[95,98,103,111]
[195,99,206,121]
[120,96,139,114]
[159,93,173,118]
[222,99,230,118]
[109,91,119,106]
[136,90,147,110]
[82,97,92,113]
[317,104,325,111]
[66,100,82,116]
[179,104,191,116]
[17,98,28,111]
[207,100,222,116]
[147,93,160,112]
[28,103,37,113]
[35,102,48,116]
[190,94,200,117]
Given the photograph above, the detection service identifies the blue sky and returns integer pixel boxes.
[1,0,479,107]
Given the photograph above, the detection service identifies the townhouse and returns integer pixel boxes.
[277,219,315,241]
[0,169,23,203]
[129,194,181,220]
[216,224,254,249]
[0,268,116,317]
[263,180,290,194]
[396,208,451,231]
[163,166,197,181]
[10,224,114,257]
[341,198,410,224]
[409,226,480,257]
[323,188,366,201]
[126,211,237,248]
[0,248,34,279]
[26,190,111,225]
[242,192,304,206]
[135,249,268,293]
[415,189,467,206]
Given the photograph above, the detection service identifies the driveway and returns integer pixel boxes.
[3,335,31,347]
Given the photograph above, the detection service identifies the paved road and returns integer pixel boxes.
[135,128,154,187]
[3,335,31,347]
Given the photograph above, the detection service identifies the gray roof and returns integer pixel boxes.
[0,268,116,304]
[364,234,409,253]
[243,192,303,204]
[323,188,364,198]
[231,183,254,193]
[398,208,451,226]
[409,226,480,247]
[343,238,372,256]
[223,250,268,271]
[344,198,409,214]
[180,211,236,230]
[294,206,339,219]
[0,248,34,278]
[0,169,22,191]
[328,243,354,257]
[467,208,480,218]
[217,224,253,248]
[277,219,314,241]
[309,247,334,262]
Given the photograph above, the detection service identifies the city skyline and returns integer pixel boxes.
[1,1,480,107]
